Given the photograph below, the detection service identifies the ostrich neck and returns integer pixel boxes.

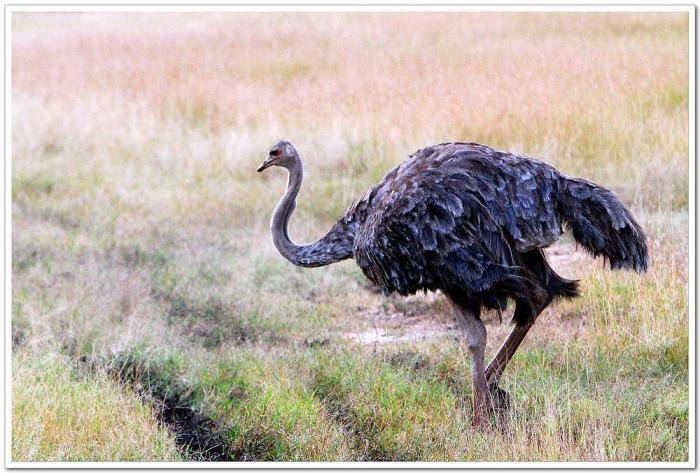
[270,160,354,268]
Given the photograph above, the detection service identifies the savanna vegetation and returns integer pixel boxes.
[11,12,689,462]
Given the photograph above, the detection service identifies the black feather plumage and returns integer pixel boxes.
[337,142,649,325]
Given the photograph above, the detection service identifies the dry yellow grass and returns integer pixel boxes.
[12,353,182,462]
[11,11,689,462]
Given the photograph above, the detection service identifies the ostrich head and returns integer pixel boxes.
[257,140,299,172]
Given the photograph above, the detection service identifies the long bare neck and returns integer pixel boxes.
[270,159,354,268]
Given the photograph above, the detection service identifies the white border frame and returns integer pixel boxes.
[3,3,695,469]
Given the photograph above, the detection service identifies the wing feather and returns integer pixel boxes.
[353,142,565,303]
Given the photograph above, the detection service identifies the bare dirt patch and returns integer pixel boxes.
[342,291,456,346]
[545,242,593,268]
[343,243,594,350]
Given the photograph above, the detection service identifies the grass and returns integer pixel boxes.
[11,352,182,462]
[11,12,689,462]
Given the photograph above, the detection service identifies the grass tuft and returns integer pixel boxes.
[12,352,182,462]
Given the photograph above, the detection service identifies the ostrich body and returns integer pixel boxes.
[257,140,648,428]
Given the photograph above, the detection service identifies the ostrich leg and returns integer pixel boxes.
[485,301,547,387]
[453,303,492,428]
[485,322,533,385]
[486,251,569,391]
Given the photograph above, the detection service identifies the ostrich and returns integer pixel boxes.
[257,140,648,428]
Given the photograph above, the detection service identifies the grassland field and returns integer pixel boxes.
[11,12,689,462]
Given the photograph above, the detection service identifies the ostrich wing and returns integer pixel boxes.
[353,143,564,302]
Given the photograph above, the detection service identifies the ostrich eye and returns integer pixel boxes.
[270,149,281,157]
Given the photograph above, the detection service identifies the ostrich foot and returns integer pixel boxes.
[471,411,490,429]
[471,401,492,429]
[471,388,495,429]
[471,385,509,429]
[488,383,512,412]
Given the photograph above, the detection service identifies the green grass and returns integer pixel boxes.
[93,322,687,461]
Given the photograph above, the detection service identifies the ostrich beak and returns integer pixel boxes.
[257,158,274,172]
